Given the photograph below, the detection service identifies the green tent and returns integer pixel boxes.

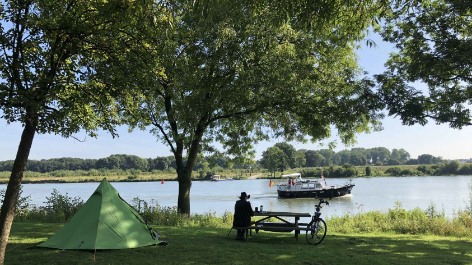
[39,178,160,249]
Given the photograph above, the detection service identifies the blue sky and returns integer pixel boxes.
[2,33,472,161]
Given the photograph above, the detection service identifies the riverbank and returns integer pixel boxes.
[0,173,256,184]
[6,223,472,265]
[0,169,260,183]
[1,162,470,184]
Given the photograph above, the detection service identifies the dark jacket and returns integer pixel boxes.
[233,199,254,227]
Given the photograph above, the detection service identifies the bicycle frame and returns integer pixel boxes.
[306,199,328,245]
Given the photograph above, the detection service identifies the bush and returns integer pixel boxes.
[326,164,358,178]
[436,161,460,175]
[14,189,84,223]
[42,189,84,222]
[130,197,233,228]
[198,168,214,179]
[459,164,472,175]
[300,168,318,178]
[385,167,402,176]
[0,186,31,219]
[329,201,471,237]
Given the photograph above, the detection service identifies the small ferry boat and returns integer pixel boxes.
[277,173,354,198]
[210,175,234,181]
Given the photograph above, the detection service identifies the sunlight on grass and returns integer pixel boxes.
[404,252,427,258]
[274,254,295,259]
[371,248,390,253]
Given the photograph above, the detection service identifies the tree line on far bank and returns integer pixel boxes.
[0,154,252,174]
[296,160,472,179]
[260,143,447,175]
[0,143,450,177]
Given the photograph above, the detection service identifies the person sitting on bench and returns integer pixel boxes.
[233,192,254,240]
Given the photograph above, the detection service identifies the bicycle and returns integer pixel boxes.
[306,199,329,245]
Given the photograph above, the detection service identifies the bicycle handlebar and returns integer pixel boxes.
[317,199,329,207]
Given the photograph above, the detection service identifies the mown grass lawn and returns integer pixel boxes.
[5,223,472,265]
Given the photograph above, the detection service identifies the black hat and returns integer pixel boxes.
[239,192,250,199]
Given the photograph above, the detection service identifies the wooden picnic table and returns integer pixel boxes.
[231,211,311,242]
[253,211,311,241]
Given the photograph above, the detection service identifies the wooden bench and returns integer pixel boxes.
[229,222,311,242]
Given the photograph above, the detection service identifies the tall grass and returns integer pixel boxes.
[10,189,84,223]
[130,197,234,228]
[328,201,472,237]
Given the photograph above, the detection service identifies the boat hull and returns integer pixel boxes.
[277,184,354,199]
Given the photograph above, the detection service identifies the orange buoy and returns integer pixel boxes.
[161,179,165,184]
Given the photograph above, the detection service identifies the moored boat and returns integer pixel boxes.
[210,175,234,181]
[277,173,354,198]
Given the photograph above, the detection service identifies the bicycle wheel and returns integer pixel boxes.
[306,219,327,245]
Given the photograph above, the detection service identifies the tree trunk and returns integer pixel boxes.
[176,127,204,215]
[0,119,36,265]
[177,169,192,215]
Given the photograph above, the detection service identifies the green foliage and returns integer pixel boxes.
[14,189,83,223]
[417,165,430,174]
[384,166,423,176]
[98,0,387,213]
[365,166,371,176]
[436,161,460,175]
[260,147,289,176]
[325,164,358,178]
[0,0,129,138]
[131,197,233,228]
[377,0,472,129]
[198,168,216,180]
[329,201,471,237]
[0,186,31,219]
[0,153,256,173]
[299,168,320,178]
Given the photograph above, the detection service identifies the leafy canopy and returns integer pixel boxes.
[107,0,386,161]
[376,0,472,128]
[0,0,138,137]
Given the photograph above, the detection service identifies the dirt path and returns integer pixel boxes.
[247,174,261,180]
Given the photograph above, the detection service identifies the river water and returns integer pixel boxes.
[2,176,471,221]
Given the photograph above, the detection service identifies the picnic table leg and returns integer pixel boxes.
[295,217,299,242]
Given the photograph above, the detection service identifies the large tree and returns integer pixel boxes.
[274,143,297,168]
[376,0,472,128]
[304,150,325,167]
[99,0,386,214]
[0,0,137,263]
[260,146,288,177]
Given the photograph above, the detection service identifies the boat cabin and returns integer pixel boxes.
[211,175,222,180]
[276,172,355,198]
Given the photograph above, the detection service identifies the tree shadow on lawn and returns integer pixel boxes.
[5,224,472,265]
